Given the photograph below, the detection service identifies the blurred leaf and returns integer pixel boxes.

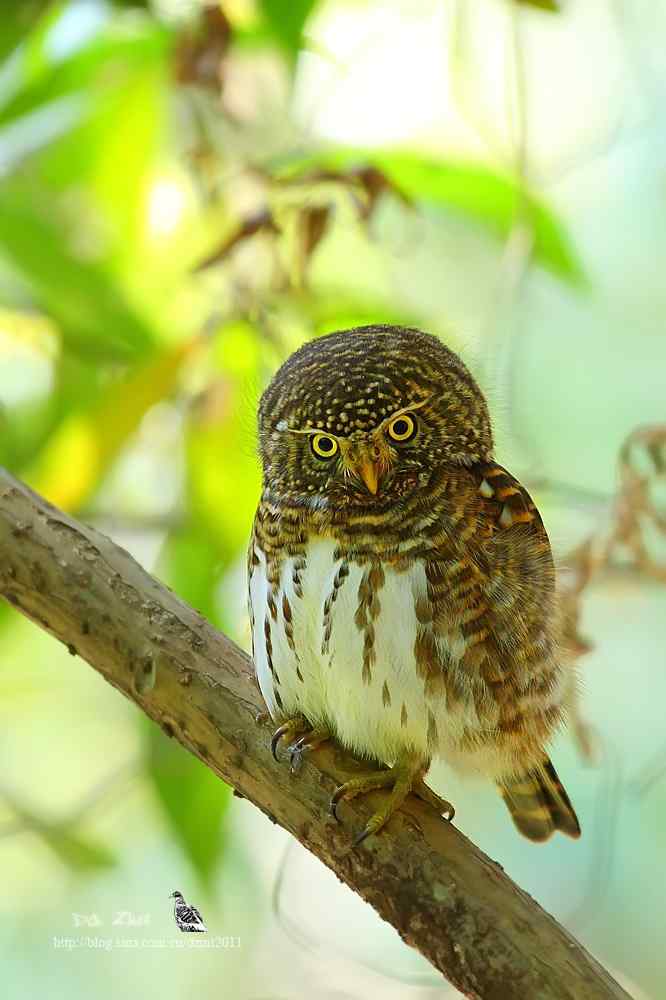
[0,184,157,359]
[0,15,170,131]
[185,326,262,558]
[24,51,180,332]
[174,6,231,91]
[279,151,586,287]
[86,65,171,291]
[0,349,113,478]
[38,826,118,871]
[0,314,56,470]
[296,289,424,337]
[3,796,117,871]
[0,8,173,327]
[196,209,280,272]
[0,0,53,63]
[159,324,262,637]
[375,155,585,286]
[258,0,318,61]
[0,394,57,474]
[159,524,223,628]
[147,724,231,890]
[28,338,198,510]
[515,0,560,11]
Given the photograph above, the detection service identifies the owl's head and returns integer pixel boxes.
[258,325,492,510]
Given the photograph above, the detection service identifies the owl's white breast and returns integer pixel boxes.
[249,537,486,765]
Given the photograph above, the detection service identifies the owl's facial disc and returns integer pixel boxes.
[284,401,426,499]
[338,401,427,495]
[259,325,495,510]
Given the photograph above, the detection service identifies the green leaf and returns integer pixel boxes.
[3,795,117,872]
[159,524,224,629]
[157,326,262,638]
[184,327,262,555]
[515,0,560,11]
[147,724,231,890]
[258,0,318,61]
[278,150,586,287]
[40,827,118,871]
[26,339,196,511]
[0,16,170,131]
[296,290,425,338]
[0,183,156,360]
[19,44,177,333]
[0,0,54,63]
[157,324,263,639]
[376,155,585,287]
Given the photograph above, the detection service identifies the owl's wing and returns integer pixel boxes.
[478,459,555,583]
[471,462,551,540]
[422,460,560,740]
[460,463,580,841]
[415,463,580,840]
[459,461,557,677]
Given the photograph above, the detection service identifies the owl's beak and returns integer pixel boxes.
[356,457,380,495]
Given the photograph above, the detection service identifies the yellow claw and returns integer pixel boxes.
[329,753,455,845]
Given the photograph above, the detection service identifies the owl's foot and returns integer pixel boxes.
[330,754,455,846]
[271,716,308,761]
[287,729,330,773]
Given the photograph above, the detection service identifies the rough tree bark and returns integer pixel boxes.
[0,469,628,1000]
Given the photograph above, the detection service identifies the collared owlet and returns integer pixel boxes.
[248,325,580,844]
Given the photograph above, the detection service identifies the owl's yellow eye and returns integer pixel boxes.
[310,433,339,459]
[387,413,416,442]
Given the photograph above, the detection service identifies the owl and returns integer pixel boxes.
[248,325,580,844]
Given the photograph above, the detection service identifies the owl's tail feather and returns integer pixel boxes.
[500,759,581,842]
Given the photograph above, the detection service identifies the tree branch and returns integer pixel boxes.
[0,469,628,1000]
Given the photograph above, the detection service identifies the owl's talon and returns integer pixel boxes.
[329,785,345,822]
[413,780,456,822]
[329,752,430,842]
[270,717,308,762]
[352,826,373,848]
[270,725,289,761]
[287,729,330,773]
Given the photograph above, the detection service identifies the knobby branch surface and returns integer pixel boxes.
[0,469,628,1000]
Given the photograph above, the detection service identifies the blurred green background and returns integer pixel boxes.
[0,1,665,998]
